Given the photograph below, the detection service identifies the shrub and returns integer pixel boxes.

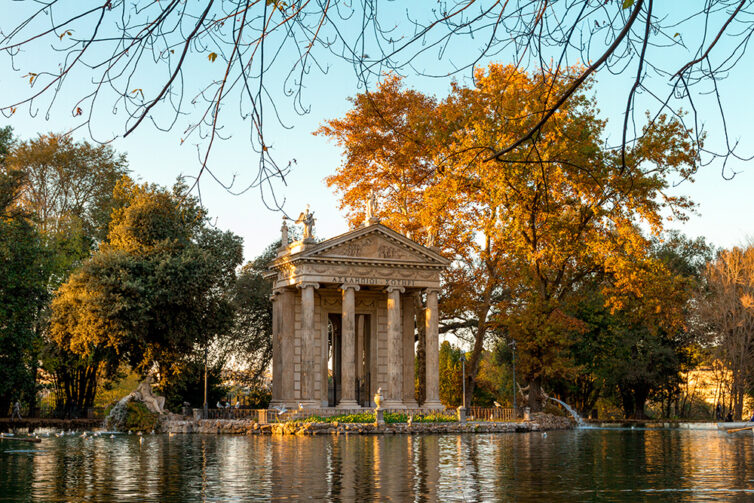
[296,411,458,424]
[124,401,159,432]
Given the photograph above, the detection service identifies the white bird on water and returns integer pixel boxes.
[542,432,548,438]
[271,405,287,416]
[110,435,115,439]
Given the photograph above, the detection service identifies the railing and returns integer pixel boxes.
[205,408,261,420]
[3,405,106,420]
[467,407,518,421]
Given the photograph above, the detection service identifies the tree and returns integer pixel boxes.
[439,341,463,407]
[321,65,699,410]
[50,179,244,391]
[562,233,710,419]
[1,1,748,194]
[2,132,129,415]
[0,168,50,415]
[220,240,279,387]
[6,133,128,240]
[699,245,754,421]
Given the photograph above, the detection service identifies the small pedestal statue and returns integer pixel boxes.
[374,387,385,426]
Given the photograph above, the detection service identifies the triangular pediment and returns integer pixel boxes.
[299,224,448,266]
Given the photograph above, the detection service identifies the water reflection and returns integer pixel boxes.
[2,429,754,501]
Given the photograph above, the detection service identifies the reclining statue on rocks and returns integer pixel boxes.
[133,375,166,415]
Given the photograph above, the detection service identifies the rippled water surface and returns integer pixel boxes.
[2,429,754,501]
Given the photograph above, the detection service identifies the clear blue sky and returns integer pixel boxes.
[2,2,752,261]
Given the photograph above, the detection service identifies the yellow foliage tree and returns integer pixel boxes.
[319,64,699,409]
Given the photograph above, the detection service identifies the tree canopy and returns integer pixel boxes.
[320,64,700,409]
[50,178,244,376]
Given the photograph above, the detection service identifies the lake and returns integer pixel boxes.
[2,428,754,501]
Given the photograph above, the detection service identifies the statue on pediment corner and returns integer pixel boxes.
[295,205,316,241]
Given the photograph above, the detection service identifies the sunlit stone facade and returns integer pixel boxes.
[266,221,448,410]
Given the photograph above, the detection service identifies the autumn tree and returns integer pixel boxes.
[321,64,699,410]
[562,234,710,419]
[50,179,243,397]
[699,245,754,421]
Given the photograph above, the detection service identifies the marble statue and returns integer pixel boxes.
[295,206,316,240]
[366,190,379,225]
[280,218,289,247]
[426,224,436,248]
[133,375,166,415]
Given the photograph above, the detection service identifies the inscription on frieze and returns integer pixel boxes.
[330,276,416,287]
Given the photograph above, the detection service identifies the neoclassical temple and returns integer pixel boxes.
[267,209,448,410]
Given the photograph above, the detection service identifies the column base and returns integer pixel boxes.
[402,400,419,409]
[336,400,360,409]
[381,400,405,410]
[422,399,444,410]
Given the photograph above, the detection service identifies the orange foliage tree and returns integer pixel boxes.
[318,64,699,410]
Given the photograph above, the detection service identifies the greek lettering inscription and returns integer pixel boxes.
[330,276,415,287]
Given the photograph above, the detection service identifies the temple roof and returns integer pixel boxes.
[267,223,448,289]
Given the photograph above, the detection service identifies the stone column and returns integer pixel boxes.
[424,288,443,409]
[402,292,418,408]
[383,286,405,408]
[273,288,295,407]
[270,289,282,405]
[338,283,360,408]
[298,282,319,408]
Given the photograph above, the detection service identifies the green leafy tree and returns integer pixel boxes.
[50,179,244,398]
[0,167,50,415]
[439,341,463,407]
[563,233,711,419]
[2,132,129,415]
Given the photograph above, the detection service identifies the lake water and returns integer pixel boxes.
[2,428,754,501]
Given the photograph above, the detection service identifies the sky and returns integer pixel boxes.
[1,2,753,261]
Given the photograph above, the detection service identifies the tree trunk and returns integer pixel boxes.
[464,306,490,408]
[528,377,543,412]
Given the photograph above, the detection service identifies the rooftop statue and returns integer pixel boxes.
[280,217,289,247]
[366,190,380,225]
[295,206,316,241]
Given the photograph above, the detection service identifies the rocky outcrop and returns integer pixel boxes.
[104,376,167,431]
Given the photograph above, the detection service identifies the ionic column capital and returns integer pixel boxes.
[339,283,361,292]
[297,282,320,290]
[424,287,441,296]
[385,286,406,294]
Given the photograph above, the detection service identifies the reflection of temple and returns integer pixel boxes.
[267,217,448,409]
[270,435,441,500]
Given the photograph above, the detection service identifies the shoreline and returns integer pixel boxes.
[160,412,573,435]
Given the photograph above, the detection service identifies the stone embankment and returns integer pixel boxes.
[161,412,573,436]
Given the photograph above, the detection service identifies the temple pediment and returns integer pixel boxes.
[299,224,448,266]
[268,223,448,290]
